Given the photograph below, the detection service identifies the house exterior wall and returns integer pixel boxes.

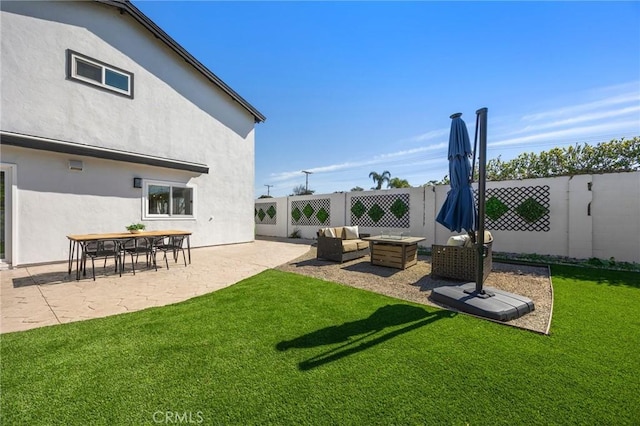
[1,1,258,265]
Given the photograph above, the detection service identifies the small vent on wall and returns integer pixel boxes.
[68,160,83,171]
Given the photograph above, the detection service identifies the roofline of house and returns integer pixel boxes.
[1,131,210,174]
[95,0,266,123]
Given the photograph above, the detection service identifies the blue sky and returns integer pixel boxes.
[135,1,640,198]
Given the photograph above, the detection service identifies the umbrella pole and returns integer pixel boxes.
[468,112,481,245]
[475,107,488,293]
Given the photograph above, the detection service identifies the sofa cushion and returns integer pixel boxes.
[356,240,369,250]
[334,227,344,240]
[342,240,360,253]
[323,227,336,238]
[343,225,359,240]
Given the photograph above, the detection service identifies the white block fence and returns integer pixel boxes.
[255,172,640,263]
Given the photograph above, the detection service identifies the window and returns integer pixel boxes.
[67,50,133,97]
[143,180,195,220]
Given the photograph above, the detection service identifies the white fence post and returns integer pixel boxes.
[591,172,640,262]
[568,175,593,259]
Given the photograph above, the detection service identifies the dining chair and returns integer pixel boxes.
[83,239,120,281]
[154,235,187,269]
[122,237,157,275]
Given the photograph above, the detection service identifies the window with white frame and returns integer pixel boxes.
[143,180,195,219]
[67,50,133,97]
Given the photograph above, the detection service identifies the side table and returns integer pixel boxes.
[362,236,426,269]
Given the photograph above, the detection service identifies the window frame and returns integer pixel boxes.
[67,50,134,98]
[142,179,196,221]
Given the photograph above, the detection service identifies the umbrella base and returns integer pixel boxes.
[430,282,534,321]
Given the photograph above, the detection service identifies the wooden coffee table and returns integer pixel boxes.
[362,236,426,269]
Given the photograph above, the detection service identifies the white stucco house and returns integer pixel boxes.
[0,0,266,267]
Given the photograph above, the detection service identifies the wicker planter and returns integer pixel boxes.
[431,241,493,282]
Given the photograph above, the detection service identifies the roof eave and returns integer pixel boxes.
[94,0,266,123]
[1,131,210,174]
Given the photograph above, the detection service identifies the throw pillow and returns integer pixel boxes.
[447,235,468,247]
[343,225,359,240]
[484,230,493,243]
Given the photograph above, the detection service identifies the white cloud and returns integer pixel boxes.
[521,91,640,122]
[514,105,640,134]
[269,141,448,182]
[373,142,448,160]
[407,128,449,143]
[268,160,380,182]
[487,82,640,148]
[489,119,640,147]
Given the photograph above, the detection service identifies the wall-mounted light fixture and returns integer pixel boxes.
[68,160,83,171]
[133,177,142,188]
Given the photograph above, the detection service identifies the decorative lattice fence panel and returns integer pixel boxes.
[255,202,277,225]
[291,198,331,226]
[476,185,550,231]
[350,193,410,228]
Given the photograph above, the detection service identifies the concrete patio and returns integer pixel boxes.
[0,237,313,334]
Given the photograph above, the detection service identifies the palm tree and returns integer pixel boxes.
[369,170,391,190]
[388,177,411,188]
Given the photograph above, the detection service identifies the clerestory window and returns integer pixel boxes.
[67,50,133,97]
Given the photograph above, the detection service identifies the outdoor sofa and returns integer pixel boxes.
[316,226,370,263]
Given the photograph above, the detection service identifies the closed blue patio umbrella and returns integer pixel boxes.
[431,108,535,321]
[436,113,476,235]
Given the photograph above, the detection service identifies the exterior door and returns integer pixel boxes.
[0,165,13,267]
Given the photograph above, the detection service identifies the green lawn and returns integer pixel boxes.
[1,265,639,425]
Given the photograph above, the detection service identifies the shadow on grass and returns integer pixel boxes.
[276,304,456,370]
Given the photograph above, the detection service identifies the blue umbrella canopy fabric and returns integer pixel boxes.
[436,113,477,233]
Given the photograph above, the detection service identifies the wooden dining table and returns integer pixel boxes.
[67,230,192,280]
